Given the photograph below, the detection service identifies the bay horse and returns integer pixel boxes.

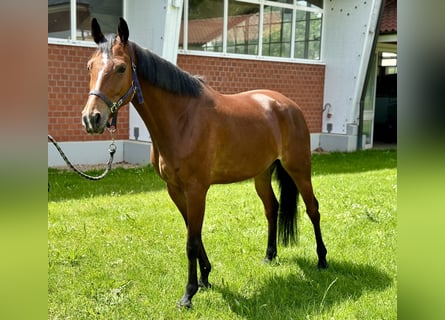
[82,17,328,308]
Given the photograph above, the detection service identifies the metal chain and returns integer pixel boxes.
[48,130,116,181]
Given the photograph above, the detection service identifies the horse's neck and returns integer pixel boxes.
[132,83,192,157]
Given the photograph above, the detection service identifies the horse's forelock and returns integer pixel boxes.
[97,34,116,56]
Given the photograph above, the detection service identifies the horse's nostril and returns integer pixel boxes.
[82,115,89,128]
[94,113,101,127]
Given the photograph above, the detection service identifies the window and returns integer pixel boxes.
[48,0,123,42]
[262,5,293,57]
[294,9,322,59]
[180,0,323,60]
[227,0,260,55]
[181,0,225,52]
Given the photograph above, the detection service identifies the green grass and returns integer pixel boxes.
[48,149,397,319]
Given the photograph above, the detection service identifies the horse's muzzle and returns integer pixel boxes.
[82,111,106,134]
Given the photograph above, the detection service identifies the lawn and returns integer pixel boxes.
[48,149,397,319]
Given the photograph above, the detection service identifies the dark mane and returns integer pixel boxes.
[97,36,203,97]
[132,42,203,97]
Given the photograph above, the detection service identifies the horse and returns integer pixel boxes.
[81,17,328,308]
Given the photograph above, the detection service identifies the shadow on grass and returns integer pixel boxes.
[48,166,166,202]
[48,150,396,202]
[217,257,393,319]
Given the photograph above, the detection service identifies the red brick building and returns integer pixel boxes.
[47,45,323,142]
[48,0,396,165]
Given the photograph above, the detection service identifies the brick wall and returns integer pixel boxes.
[177,54,325,133]
[48,44,324,142]
[48,44,129,142]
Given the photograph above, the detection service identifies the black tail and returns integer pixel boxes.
[274,161,299,246]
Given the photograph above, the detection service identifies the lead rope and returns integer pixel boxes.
[48,129,116,181]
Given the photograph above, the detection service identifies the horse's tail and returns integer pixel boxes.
[274,160,299,246]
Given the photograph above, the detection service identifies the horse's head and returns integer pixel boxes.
[82,17,134,134]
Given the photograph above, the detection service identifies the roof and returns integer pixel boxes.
[380,0,397,34]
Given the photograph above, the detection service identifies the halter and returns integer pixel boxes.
[89,41,144,128]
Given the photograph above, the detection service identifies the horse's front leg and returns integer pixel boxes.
[177,185,209,308]
[198,242,212,288]
[168,184,212,291]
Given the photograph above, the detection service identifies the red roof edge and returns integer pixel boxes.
[380,0,397,34]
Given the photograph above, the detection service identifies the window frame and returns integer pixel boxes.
[47,0,126,48]
[179,0,324,64]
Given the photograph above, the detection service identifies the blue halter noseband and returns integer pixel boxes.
[89,41,144,127]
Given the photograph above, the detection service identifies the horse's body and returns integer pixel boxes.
[150,85,305,185]
[82,18,327,308]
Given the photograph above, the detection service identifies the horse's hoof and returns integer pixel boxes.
[262,257,273,264]
[198,279,212,289]
[318,259,329,269]
[177,297,192,309]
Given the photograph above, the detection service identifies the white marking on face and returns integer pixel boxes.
[94,52,109,91]
[82,52,110,131]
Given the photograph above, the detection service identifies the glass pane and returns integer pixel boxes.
[77,0,123,41]
[262,6,292,58]
[48,0,123,40]
[227,0,260,55]
[270,0,294,4]
[307,40,320,59]
[362,119,373,145]
[48,0,71,39]
[179,8,185,49]
[297,0,323,10]
[179,0,324,60]
[187,0,224,52]
[364,53,377,111]
[294,11,322,59]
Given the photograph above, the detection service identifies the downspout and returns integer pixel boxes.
[357,0,385,149]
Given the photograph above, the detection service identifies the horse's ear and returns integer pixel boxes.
[91,18,106,44]
[117,17,129,44]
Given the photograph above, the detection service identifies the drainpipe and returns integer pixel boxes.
[357,0,385,149]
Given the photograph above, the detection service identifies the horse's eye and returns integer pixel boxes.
[87,63,91,72]
[116,65,126,74]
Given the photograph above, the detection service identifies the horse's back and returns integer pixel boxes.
[202,88,311,183]
[220,88,310,141]
[235,89,312,161]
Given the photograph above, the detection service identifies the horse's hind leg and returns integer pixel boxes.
[254,166,279,262]
[285,167,328,269]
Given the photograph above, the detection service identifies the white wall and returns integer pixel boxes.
[48,140,151,167]
[48,140,124,167]
[125,0,183,142]
[322,0,382,137]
